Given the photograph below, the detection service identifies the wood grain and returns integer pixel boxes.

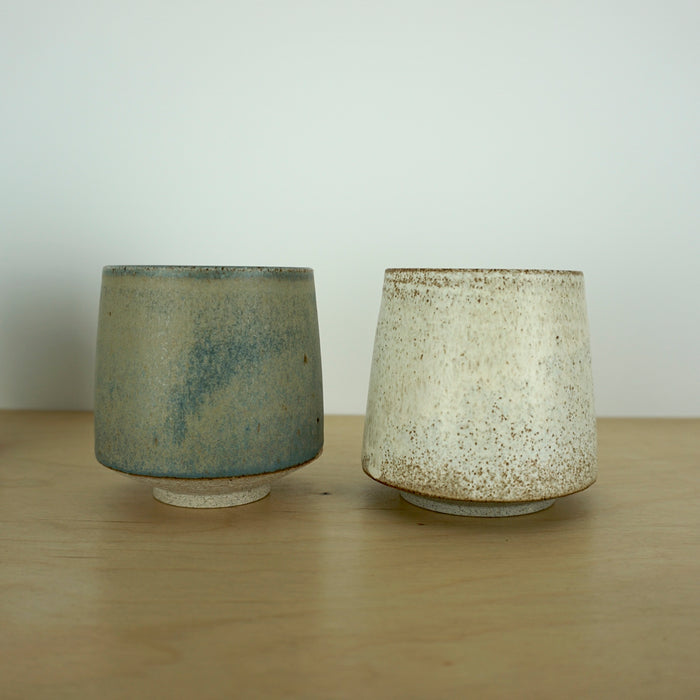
[1,412,698,699]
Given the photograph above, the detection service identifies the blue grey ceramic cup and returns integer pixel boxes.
[94,266,323,507]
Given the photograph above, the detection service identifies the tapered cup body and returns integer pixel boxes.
[95,266,323,506]
[362,268,596,515]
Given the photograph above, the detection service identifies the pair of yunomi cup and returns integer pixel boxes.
[95,266,597,516]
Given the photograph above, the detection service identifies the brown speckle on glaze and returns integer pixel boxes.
[361,268,597,507]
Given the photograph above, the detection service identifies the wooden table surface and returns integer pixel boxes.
[1,412,698,699]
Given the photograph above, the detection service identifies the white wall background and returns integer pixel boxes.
[1,1,698,415]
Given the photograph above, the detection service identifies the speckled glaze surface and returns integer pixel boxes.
[362,269,597,515]
[94,266,323,506]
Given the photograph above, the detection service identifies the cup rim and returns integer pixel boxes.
[102,265,313,278]
[385,268,582,275]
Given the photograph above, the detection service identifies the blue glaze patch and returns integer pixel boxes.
[168,328,286,446]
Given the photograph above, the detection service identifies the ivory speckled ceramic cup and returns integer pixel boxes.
[362,268,597,516]
[95,266,323,508]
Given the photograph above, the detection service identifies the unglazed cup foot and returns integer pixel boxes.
[117,466,306,508]
[400,491,555,517]
[152,483,271,508]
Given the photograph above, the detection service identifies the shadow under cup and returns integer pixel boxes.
[362,268,597,517]
[94,266,323,508]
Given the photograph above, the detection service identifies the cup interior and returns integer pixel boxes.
[102,266,312,279]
